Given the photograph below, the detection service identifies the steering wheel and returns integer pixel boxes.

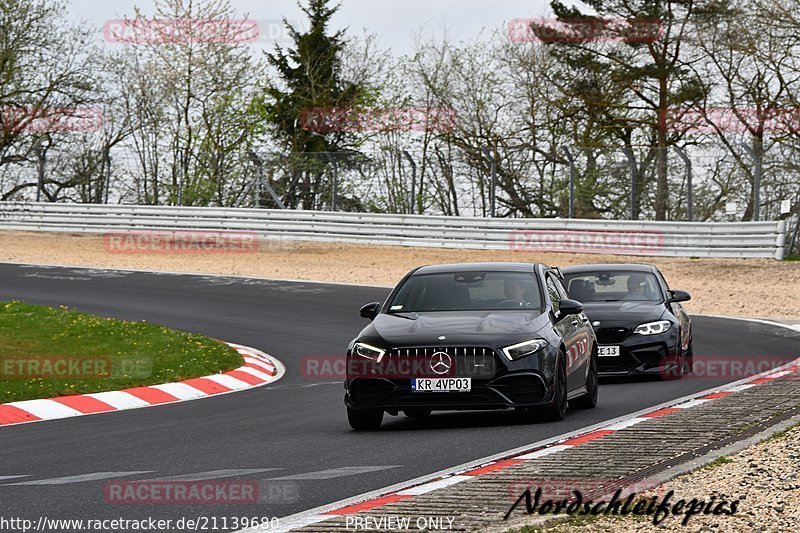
[495,299,521,308]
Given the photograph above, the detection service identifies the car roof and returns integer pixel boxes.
[561,263,657,274]
[412,262,540,275]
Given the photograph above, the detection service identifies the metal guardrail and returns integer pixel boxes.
[0,202,789,259]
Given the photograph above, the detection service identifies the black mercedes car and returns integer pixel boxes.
[561,264,692,379]
[344,262,598,430]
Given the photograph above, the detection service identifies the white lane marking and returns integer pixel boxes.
[397,475,472,495]
[236,366,273,381]
[203,374,251,390]
[0,476,29,481]
[674,399,710,409]
[150,469,279,481]
[243,356,276,371]
[85,391,151,410]
[149,382,207,400]
[724,383,756,392]
[244,354,275,367]
[602,418,647,431]
[516,445,573,460]
[270,466,402,481]
[6,400,82,420]
[4,471,154,486]
[764,370,793,378]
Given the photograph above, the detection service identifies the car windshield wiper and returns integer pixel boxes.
[602,299,622,302]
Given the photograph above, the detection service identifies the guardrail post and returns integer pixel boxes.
[776,219,787,260]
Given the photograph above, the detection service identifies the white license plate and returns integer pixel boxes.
[598,346,620,357]
[412,378,471,392]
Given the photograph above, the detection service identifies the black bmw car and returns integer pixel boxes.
[344,262,598,430]
[561,264,692,379]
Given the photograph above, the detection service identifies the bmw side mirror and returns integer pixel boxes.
[667,290,691,303]
[556,299,583,323]
[360,302,382,320]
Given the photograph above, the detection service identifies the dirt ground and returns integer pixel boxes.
[0,230,798,319]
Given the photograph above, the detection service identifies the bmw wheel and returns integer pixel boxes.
[684,340,694,374]
[662,352,685,380]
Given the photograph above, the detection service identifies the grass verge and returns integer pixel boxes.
[0,301,243,403]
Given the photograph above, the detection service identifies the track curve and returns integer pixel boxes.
[0,263,798,529]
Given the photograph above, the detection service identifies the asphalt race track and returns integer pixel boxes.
[1,263,798,530]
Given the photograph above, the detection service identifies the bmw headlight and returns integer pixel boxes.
[633,320,671,336]
[353,342,385,362]
[502,339,549,361]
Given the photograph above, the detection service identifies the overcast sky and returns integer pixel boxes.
[69,0,562,54]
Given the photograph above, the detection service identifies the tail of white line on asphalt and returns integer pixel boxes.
[0,467,404,488]
[3,471,154,486]
[145,469,279,481]
[268,466,402,481]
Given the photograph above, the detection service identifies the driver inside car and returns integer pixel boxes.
[503,278,532,308]
[624,273,652,300]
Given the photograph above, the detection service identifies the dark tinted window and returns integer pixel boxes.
[563,271,663,303]
[388,271,542,312]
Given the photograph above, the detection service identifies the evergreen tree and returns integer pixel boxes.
[257,0,372,209]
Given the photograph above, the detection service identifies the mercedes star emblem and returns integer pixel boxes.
[429,351,452,375]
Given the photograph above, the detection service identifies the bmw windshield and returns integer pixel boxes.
[387,271,544,313]
[564,271,663,303]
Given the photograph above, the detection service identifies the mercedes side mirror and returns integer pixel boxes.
[360,302,382,320]
[556,299,583,323]
[667,290,691,303]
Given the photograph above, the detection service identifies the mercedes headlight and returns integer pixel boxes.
[353,342,385,362]
[502,339,549,361]
[633,320,671,336]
